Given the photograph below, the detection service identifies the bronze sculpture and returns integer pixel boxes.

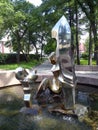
[15,15,78,115]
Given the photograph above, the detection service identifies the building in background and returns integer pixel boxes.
[0,35,12,53]
[79,42,86,57]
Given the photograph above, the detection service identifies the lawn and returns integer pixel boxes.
[0,60,43,70]
[80,59,96,65]
[0,58,96,70]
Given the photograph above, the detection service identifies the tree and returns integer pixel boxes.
[88,24,93,65]
[1,0,97,65]
[12,0,35,62]
[7,0,36,63]
[77,0,98,64]
[84,29,94,65]
[40,0,76,55]
[0,0,14,38]
[75,0,80,64]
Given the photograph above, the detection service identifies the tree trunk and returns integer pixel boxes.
[77,0,97,64]
[17,40,20,64]
[40,35,44,60]
[21,49,28,62]
[40,44,43,60]
[35,46,38,56]
[91,23,98,65]
[88,24,92,65]
[75,1,80,65]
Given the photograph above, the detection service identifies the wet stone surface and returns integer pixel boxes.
[0,85,97,130]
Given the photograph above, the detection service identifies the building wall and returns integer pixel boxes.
[0,41,11,53]
[0,35,12,53]
[79,43,86,54]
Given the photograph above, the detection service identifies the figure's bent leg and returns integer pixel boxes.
[36,78,49,98]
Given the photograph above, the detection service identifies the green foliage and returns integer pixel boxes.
[77,0,98,64]
[0,53,40,64]
[0,0,98,64]
[0,0,14,38]
[0,53,8,64]
[44,39,56,55]
[81,53,88,59]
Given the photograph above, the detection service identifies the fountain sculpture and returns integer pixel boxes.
[15,16,88,117]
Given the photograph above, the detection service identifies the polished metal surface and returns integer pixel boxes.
[52,16,75,84]
[15,68,38,108]
[52,15,76,109]
[15,15,77,111]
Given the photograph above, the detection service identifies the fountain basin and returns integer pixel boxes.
[0,64,98,88]
[0,85,94,130]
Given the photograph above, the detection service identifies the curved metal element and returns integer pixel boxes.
[52,15,77,109]
[52,16,75,84]
[15,15,77,111]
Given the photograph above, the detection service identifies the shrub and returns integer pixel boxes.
[81,53,88,59]
[0,53,40,64]
[0,53,8,64]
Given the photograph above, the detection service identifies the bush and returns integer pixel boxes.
[0,53,8,64]
[0,53,40,64]
[81,53,88,59]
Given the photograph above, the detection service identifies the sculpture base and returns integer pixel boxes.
[48,104,88,120]
[74,104,88,121]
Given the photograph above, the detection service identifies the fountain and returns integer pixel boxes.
[15,16,89,118]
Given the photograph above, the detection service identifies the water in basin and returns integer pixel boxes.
[0,85,97,130]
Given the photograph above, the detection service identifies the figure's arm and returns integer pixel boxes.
[36,78,49,98]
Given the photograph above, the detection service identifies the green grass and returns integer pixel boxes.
[0,58,96,70]
[80,59,96,65]
[0,60,43,70]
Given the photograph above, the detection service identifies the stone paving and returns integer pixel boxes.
[0,60,98,88]
[33,60,98,86]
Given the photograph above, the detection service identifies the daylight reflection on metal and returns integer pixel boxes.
[15,15,77,111]
[52,15,76,109]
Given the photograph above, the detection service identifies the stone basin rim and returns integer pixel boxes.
[0,64,98,88]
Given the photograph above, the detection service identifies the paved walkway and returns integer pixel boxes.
[34,60,98,86]
[0,60,98,87]
[34,60,98,74]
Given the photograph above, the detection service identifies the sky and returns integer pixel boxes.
[27,0,42,6]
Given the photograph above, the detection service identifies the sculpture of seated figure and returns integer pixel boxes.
[15,16,76,114]
[36,52,64,107]
[36,16,76,111]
